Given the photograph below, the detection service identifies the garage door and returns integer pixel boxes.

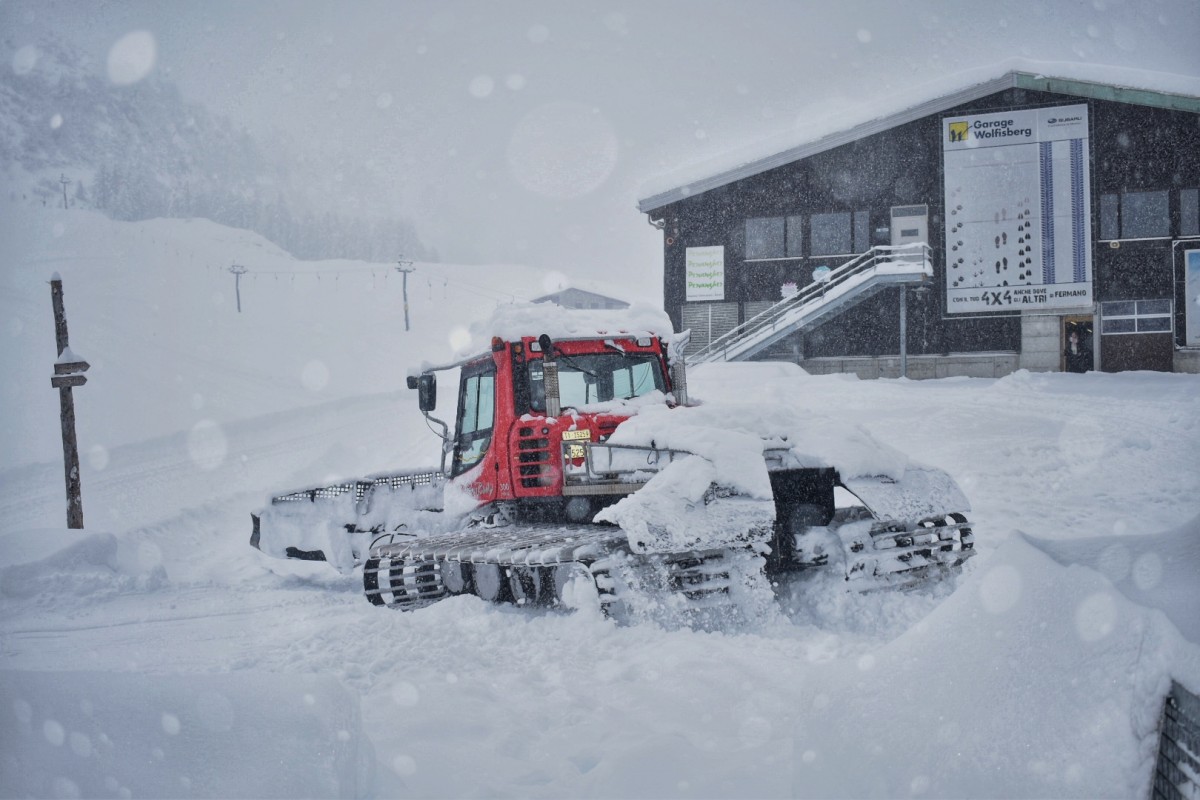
[681,301,739,355]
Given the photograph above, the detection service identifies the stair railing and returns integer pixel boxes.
[688,242,931,364]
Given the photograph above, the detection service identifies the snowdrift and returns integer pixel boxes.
[791,532,1200,798]
[0,528,166,602]
[1029,513,1200,644]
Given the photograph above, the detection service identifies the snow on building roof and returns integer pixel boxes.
[531,287,631,309]
[638,60,1200,214]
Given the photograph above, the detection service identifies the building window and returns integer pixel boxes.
[810,212,852,256]
[1101,299,1172,334]
[747,210,870,260]
[853,211,871,253]
[1100,194,1120,240]
[1181,188,1199,237]
[786,215,804,257]
[745,217,785,259]
[1100,190,1170,240]
[1123,191,1170,238]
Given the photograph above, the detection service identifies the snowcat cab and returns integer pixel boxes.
[409,332,683,526]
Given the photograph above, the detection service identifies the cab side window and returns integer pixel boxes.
[453,366,495,476]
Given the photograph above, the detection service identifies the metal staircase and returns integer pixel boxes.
[688,243,933,365]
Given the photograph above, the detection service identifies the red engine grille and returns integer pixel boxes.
[516,426,555,488]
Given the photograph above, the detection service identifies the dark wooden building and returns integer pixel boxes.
[639,70,1200,377]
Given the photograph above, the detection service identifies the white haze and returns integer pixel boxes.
[4,0,1199,296]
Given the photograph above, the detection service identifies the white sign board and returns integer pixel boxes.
[1187,250,1200,347]
[685,245,725,301]
[944,104,1092,313]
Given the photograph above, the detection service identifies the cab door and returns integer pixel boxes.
[451,362,496,485]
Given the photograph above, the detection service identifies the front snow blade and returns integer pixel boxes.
[250,469,445,572]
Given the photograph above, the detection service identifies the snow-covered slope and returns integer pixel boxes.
[2,207,1199,799]
[0,202,566,473]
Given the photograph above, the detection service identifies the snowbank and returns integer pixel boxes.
[0,528,166,602]
[790,533,1200,798]
[1028,512,1200,644]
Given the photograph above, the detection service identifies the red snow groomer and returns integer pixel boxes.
[251,324,974,621]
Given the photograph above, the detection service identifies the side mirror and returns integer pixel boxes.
[415,373,437,412]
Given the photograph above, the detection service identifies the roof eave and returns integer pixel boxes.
[638,69,1200,215]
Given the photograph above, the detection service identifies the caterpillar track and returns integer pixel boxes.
[363,522,768,624]
[360,507,973,619]
[836,509,974,588]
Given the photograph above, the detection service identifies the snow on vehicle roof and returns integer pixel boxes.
[603,399,910,500]
[467,301,675,347]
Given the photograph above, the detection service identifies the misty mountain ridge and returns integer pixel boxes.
[1,36,433,263]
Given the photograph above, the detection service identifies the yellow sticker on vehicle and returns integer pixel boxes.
[561,429,591,441]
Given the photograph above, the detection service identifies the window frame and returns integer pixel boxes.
[745,216,787,260]
[809,211,854,257]
[1098,189,1173,242]
[451,361,497,477]
[745,209,871,262]
[1100,299,1173,336]
[1180,188,1199,238]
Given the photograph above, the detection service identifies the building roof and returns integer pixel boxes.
[531,287,631,308]
[638,66,1200,215]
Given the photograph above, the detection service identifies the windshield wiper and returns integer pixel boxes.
[552,350,600,379]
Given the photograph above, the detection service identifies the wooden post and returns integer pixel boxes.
[49,276,89,529]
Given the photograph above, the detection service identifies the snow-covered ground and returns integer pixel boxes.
[2,206,1199,798]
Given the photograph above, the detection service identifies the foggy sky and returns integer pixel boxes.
[5,0,1199,302]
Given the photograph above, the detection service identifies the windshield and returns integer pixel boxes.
[528,353,665,411]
